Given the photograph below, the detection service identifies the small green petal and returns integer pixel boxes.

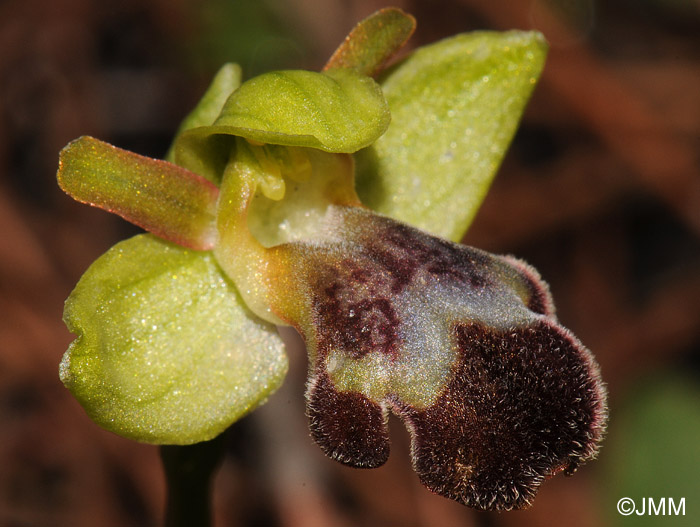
[60,234,287,445]
[173,68,390,179]
[323,7,416,77]
[356,31,548,241]
[165,63,242,164]
[58,136,219,250]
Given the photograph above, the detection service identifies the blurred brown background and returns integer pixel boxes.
[1,0,699,526]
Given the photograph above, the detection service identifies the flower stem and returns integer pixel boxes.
[160,435,226,527]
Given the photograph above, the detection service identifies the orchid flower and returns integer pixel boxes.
[57,8,606,511]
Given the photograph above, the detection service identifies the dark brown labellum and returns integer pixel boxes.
[295,207,607,510]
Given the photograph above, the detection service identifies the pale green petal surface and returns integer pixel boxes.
[356,31,547,241]
[60,234,287,444]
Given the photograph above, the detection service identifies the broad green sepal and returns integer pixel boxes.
[60,234,287,444]
[173,68,390,180]
[356,31,548,242]
[324,7,416,77]
[165,63,242,164]
[58,136,219,250]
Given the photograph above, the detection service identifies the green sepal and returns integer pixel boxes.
[356,31,548,242]
[58,136,219,250]
[323,7,416,77]
[165,63,242,165]
[60,234,288,445]
[173,68,390,181]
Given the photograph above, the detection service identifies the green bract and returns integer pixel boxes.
[356,30,547,241]
[60,234,287,444]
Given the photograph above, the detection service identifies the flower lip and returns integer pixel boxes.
[294,208,606,511]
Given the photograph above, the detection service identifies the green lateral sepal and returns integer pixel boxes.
[60,234,288,444]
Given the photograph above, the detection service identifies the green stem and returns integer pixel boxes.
[160,435,226,527]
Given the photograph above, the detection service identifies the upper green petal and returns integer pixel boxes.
[173,68,390,181]
[58,136,219,250]
[60,234,287,445]
[323,7,416,77]
[355,30,548,242]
